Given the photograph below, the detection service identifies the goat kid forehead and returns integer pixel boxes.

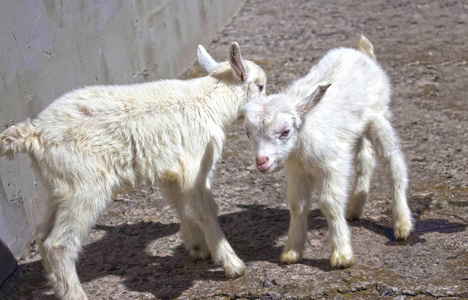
[244,95,296,138]
[244,61,267,89]
[247,61,267,82]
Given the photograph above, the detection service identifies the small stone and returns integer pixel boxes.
[337,287,350,293]
[380,289,397,297]
[263,278,273,287]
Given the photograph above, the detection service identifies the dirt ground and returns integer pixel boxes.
[1,0,467,299]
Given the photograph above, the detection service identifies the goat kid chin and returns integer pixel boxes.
[243,35,413,269]
[0,42,266,300]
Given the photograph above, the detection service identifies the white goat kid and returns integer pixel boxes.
[0,42,266,300]
[243,35,413,268]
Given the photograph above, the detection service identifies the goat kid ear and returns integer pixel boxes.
[246,82,261,101]
[296,84,331,119]
[197,45,218,74]
[229,42,247,82]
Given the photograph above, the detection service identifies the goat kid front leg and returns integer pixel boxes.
[165,182,210,260]
[187,185,246,278]
[281,168,314,264]
[319,166,354,268]
[179,211,210,260]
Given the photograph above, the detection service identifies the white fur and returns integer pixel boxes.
[243,35,413,268]
[0,42,266,300]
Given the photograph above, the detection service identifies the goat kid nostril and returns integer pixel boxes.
[256,156,269,166]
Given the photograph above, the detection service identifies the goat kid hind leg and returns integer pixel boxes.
[41,187,109,300]
[318,160,354,268]
[346,137,376,221]
[281,167,314,264]
[185,183,246,278]
[367,116,413,240]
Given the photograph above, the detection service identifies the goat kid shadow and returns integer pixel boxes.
[10,204,467,299]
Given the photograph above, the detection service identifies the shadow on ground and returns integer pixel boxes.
[4,204,465,299]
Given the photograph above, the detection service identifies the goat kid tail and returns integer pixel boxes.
[0,120,41,160]
[357,34,376,60]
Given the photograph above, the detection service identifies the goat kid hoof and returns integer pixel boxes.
[394,221,414,240]
[224,258,246,279]
[281,249,302,264]
[330,251,354,269]
[345,208,363,222]
[345,213,360,222]
[63,287,88,300]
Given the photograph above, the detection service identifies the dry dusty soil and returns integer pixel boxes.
[1,0,467,299]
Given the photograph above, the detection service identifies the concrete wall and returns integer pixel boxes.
[0,0,243,282]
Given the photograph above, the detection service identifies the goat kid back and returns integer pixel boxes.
[0,42,266,300]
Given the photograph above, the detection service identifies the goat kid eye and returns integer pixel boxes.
[280,130,290,138]
[256,84,264,91]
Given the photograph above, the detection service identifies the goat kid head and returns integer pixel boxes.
[197,42,267,100]
[242,84,331,173]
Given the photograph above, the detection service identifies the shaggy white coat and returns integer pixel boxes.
[0,42,266,300]
[243,35,413,268]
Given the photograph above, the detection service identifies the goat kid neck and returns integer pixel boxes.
[198,75,248,130]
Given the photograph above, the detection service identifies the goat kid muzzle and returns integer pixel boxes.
[255,155,276,173]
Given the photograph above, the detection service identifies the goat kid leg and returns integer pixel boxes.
[319,170,354,268]
[180,216,210,260]
[281,170,313,264]
[187,186,246,278]
[367,116,413,239]
[37,198,59,276]
[346,137,376,221]
[164,182,210,260]
[41,191,107,300]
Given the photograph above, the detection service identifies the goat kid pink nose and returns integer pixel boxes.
[256,156,270,166]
